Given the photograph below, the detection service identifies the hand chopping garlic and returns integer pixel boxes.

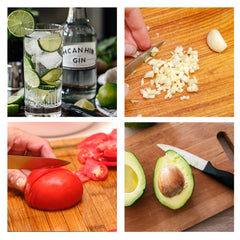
[207,29,227,53]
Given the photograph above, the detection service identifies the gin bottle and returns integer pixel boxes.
[62,8,97,102]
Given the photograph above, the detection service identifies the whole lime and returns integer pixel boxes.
[96,83,117,109]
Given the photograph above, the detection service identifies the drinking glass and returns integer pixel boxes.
[23,23,63,117]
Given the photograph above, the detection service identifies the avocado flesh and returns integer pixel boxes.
[125,151,146,207]
[153,150,194,210]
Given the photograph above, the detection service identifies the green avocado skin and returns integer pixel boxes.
[153,150,194,210]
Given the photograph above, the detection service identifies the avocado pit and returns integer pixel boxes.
[158,165,184,198]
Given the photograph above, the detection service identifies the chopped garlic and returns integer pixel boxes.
[130,99,139,104]
[144,56,152,62]
[131,69,136,75]
[144,71,154,78]
[133,51,140,58]
[150,47,159,57]
[180,96,190,100]
[140,46,199,100]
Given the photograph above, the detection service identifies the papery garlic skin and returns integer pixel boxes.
[207,29,227,53]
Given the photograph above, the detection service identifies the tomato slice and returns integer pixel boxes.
[78,146,103,164]
[83,159,108,181]
[73,167,91,183]
[104,147,117,159]
[75,133,108,149]
[100,159,117,167]
[108,128,117,140]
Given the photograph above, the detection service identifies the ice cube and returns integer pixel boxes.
[38,51,62,69]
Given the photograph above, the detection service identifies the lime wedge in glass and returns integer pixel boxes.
[24,55,34,69]
[38,33,62,52]
[24,68,40,88]
[74,98,95,111]
[41,67,62,82]
[8,104,20,116]
[7,9,35,37]
[38,80,61,90]
[8,95,23,105]
[28,88,50,104]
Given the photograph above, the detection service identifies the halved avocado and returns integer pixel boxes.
[125,151,146,206]
[153,150,194,210]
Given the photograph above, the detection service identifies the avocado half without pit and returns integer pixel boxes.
[125,151,146,206]
[153,150,194,210]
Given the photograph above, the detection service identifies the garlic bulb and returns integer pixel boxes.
[207,29,227,53]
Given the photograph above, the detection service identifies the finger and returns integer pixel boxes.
[8,127,56,158]
[8,169,31,191]
[125,24,138,56]
[125,8,151,50]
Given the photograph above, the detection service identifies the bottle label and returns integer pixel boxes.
[63,42,96,70]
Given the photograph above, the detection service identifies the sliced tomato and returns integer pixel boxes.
[83,159,108,181]
[78,146,103,164]
[104,147,117,159]
[75,133,108,149]
[73,167,91,183]
[108,128,117,140]
[100,159,117,167]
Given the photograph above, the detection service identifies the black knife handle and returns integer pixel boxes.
[203,161,234,189]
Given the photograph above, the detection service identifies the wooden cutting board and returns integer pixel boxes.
[8,137,117,232]
[125,123,234,231]
[125,8,234,117]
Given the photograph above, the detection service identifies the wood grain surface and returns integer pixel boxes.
[125,8,234,117]
[125,123,234,231]
[8,137,117,232]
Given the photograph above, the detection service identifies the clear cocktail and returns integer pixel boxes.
[23,23,63,117]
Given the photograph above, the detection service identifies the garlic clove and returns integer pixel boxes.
[207,29,227,53]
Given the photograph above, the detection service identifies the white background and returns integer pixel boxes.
[1,0,239,239]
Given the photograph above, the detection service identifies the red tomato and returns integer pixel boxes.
[108,128,117,140]
[73,167,91,183]
[78,147,103,164]
[100,159,117,167]
[83,159,108,181]
[24,168,83,211]
[75,133,108,149]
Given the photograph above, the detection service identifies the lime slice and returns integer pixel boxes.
[27,88,50,104]
[8,95,23,105]
[38,80,61,90]
[24,55,34,69]
[7,9,35,37]
[38,33,62,52]
[41,68,62,82]
[74,98,95,111]
[24,68,40,88]
[16,88,25,97]
[8,104,19,116]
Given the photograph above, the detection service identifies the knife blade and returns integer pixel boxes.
[8,155,70,169]
[125,41,165,78]
[156,144,234,189]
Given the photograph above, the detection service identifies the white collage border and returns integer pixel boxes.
[0,0,239,239]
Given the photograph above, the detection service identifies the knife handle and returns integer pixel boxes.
[203,161,234,189]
